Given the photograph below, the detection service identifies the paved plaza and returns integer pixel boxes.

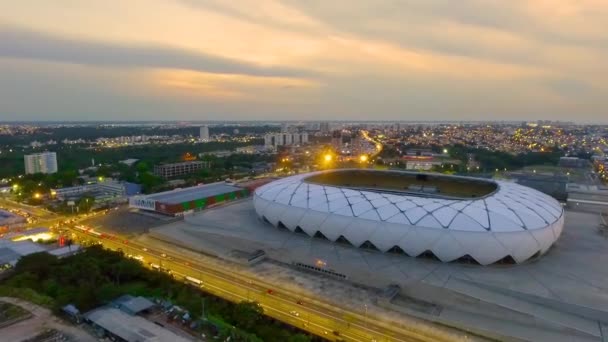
[151,199,608,311]
[147,199,608,341]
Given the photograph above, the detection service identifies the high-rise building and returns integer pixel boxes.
[331,130,342,150]
[320,122,330,134]
[264,132,309,149]
[24,152,58,175]
[200,125,210,141]
[351,133,364,155]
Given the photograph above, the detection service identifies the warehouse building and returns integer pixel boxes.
[129,182,251,216]
[84,295,190,342]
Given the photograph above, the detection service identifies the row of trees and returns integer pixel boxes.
[6,247,312,342]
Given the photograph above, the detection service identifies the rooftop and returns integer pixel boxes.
[145,182,242,204]
[85,307,190,342]
[305,169,497,199]
[112,295,155,315]
[0,210,25,222]
[0,240,47,266]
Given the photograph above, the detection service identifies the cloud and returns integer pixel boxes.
[0,1,607,122]
[143,68,322,101]
[0,26,315,78]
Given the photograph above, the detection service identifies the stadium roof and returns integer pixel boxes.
[254,170,564,265]
[145,182,241,204]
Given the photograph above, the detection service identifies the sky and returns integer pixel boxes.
[0,0,607,122]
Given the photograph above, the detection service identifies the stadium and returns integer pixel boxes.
[253,169,564,265]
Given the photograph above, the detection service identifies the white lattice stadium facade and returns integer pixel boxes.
[253,170,564,265]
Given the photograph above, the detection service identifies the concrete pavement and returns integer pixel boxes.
[70,228,475,342]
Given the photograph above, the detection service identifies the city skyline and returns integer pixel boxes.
[1,1,607,122]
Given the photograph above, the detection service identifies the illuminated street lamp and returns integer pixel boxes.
[324,154,332,162]
[359,155,369,163]
[34,193,41,199]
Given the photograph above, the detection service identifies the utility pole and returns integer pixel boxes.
[201,298,206,321]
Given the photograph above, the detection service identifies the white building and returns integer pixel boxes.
[53,181,130,202]
[199,125,210,141]
[24,152,58,175]
[405,160,443,171]
[319,122,330,134]
[254,170,564,265]
[264,133,308,149]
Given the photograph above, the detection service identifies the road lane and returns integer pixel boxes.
[69,229,454,342]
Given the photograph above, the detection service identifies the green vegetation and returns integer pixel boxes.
[4,140,273,198]
[0,140,264,178]
[2,247,312,342]
[0,286,55,308]
[448,145,563,173]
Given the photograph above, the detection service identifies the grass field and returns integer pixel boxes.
[306,169,497,198]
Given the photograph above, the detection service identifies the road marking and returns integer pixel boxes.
[171,270,365,341]
[74,230,436,342]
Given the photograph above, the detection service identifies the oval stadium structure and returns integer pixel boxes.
[253,169,564,265]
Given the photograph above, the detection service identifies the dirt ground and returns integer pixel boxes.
[0,297,96,342]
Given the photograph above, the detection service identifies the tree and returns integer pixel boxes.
[138,172,164,193]
[233,301,263,331]
[288,334,311,342]
[77,195,95,212]
[14,252,59,279]
[112,258,144,285]
[136,161,149,173]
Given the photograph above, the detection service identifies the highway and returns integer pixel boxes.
[361,131,383,161]
[70,229,461,342]
[1,198,469,341]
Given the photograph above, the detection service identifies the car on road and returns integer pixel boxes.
[128,255,144,262]
[296,300,303,305]
[266,289,274,295]
[142,248,148,252]
[289,310,300,317]
[161,253,167,258]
